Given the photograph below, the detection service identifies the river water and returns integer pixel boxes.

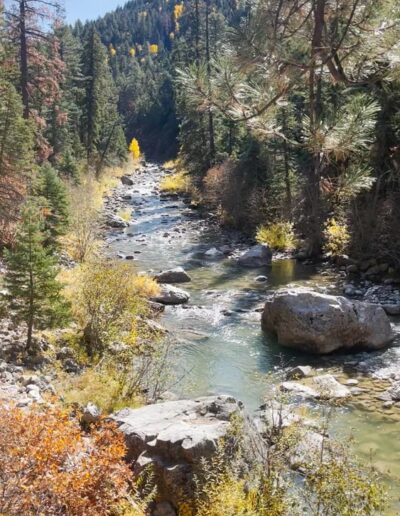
[109,165,400,511]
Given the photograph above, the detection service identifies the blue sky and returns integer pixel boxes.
[65,0,124,24]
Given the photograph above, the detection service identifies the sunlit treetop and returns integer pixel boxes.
[149,44,159,54]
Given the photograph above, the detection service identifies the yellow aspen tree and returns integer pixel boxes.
[174,4,184,20]
[129,138,141,160]
[149,44,159,54]
[129,48,136,57]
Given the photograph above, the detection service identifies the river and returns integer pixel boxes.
[108,164,400,511]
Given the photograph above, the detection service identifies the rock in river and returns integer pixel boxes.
[111,396,261,501]
[237,245,272,268]
[281,375,351,400]
[105,213,129,228]
[262,288,393,354]
[151,284,190,305]
[121,175,134,186]
[155,267,191,284]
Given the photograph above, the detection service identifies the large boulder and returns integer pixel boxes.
[151,285,190,305]
[155,267,191,284]
[262,288,394,354]
[237,245,272,268]
[111,396,260,501]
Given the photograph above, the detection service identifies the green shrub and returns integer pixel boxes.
[256,222,297,251]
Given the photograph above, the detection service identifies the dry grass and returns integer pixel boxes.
[57,367,143,414]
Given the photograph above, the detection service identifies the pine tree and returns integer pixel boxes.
[34,164,69,249]
[0,78,34,240]
[81,27,126,172]
[3,202,70,351]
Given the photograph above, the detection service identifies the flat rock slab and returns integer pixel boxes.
[281,375,351,400]
[111,396,241,464]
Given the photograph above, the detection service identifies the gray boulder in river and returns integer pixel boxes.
[154,267,191,284]
[262,288,394,354]
[237,245,272,267]
[151,284,190,305]
[111,396,262,500]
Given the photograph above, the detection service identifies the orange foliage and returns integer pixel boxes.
[0,403,136,515]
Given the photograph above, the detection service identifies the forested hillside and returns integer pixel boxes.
[86,0,400,267]
[79,0,240,160]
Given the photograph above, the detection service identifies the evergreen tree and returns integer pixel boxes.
[81,27,126,172]
[0,78,34,240]
[3,202,70,351]
[34,164,69,249]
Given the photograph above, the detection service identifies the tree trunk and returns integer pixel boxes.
[19,0,30,119]
[205,0,215,165]
[281,110,292,218]
[307,0,326,257]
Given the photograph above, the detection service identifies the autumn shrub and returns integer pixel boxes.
[203,160,266,229]
[61,177,102,262]
[59,335,174,412]
[61,165,129,262]
[65,259,154,357]
[323,218,350,256]
[256,222,297,251]
[0,403,146,516]
[159,170,191,194]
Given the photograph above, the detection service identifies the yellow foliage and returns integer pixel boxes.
[64,259,152,357]
[163,159,177,169]
[118,208,132,222]
[159,171,191,194]
[61,165,127,262]
[129,138,141,160]
[323,218,350,256]
[256,222,297,251]
[58,367,143,414]
[132,274,160,298]
[149,44,159,54]
[109,45,117,57]
[174,3,184,20]
[129,47,136,57]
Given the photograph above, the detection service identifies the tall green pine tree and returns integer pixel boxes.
[34,164,69,249]
[81,27,126,172]
[3,202,70,351]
